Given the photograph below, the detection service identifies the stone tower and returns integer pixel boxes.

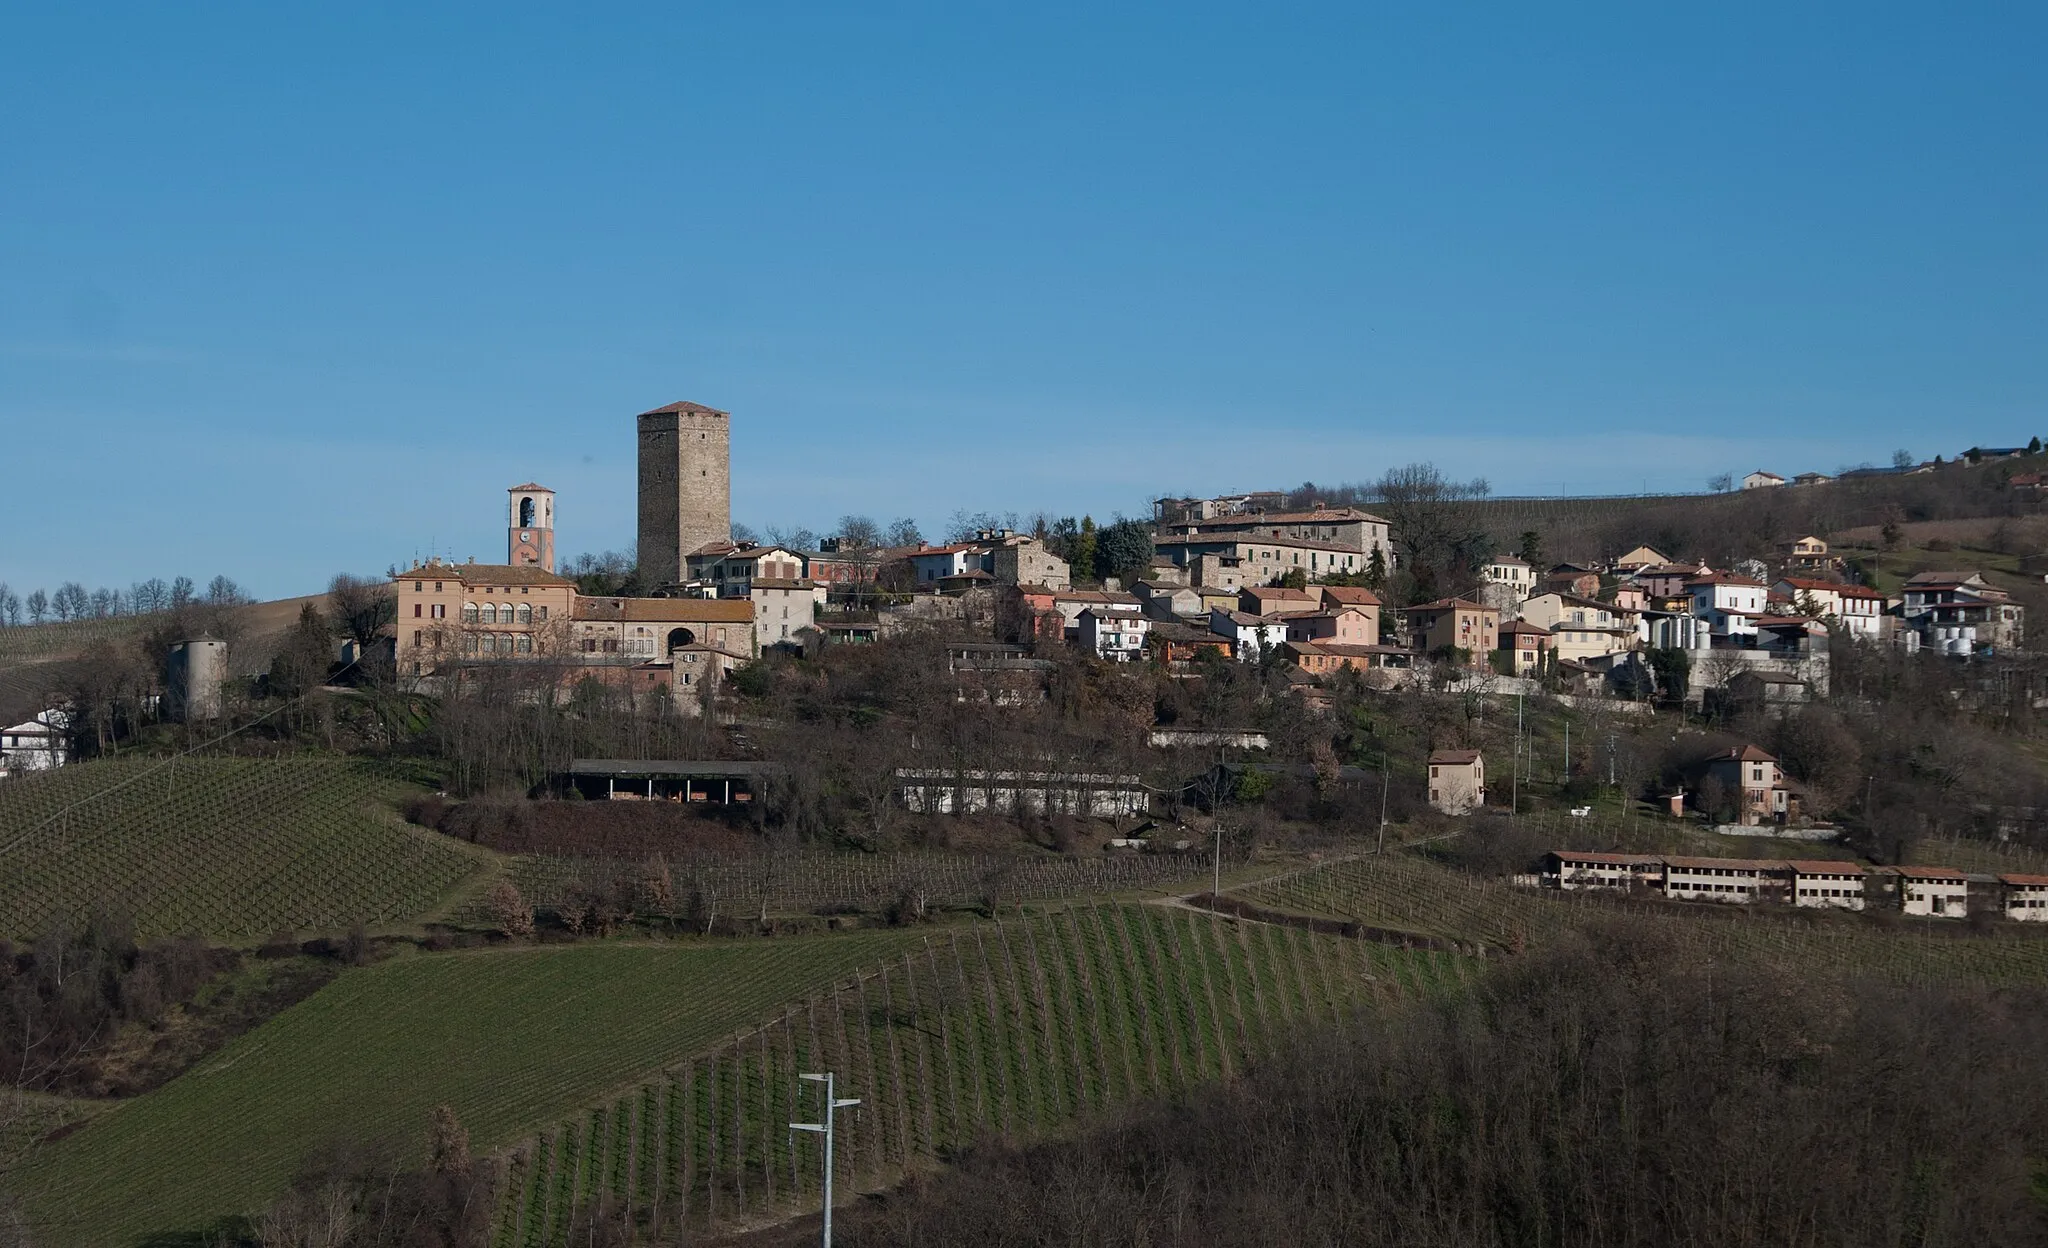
[507,483,556,572]
[636,400,732,585]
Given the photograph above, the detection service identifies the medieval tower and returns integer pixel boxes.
[507,483,556,572]
[636,399,732,585]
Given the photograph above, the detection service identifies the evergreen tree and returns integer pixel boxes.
[1363,548,1387,591]
[1070,516,1098,583]
[1516,529,1543,567]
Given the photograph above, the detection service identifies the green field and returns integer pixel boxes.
[493,902,1466,1243]
[0,756,483,941]
[16,933,936,1248]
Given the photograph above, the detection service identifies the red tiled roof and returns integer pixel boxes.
[1663,856,1784,871]
[1319,586,1383,606]
[2000,873,2048,887]
[1428,749,1481,765]
[507,482,551,492]
[1550,850,1663,866]
[1785,860,1865,875]
[1892,865,1967,880]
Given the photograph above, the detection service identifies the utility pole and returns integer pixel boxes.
[791,1072,861,1248]
[1213,820,1223,901]
[1378,751,1389,853]
[1563,718,1571,786]
[1513,694,1522,815]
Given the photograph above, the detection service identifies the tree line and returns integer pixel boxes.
[0,575,249,627]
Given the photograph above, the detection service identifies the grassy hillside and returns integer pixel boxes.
[483,849,1213,926]
[16,933,935,1248]
[490,904,1462,1244]
[0,757,483,941]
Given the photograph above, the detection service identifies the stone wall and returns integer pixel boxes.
[637,408,731,584]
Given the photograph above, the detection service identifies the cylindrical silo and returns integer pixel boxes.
[167,637,228,721]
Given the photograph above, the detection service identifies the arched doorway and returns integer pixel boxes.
[519,496,537,527]
[666,626,695,654]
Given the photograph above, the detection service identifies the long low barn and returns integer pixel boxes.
[1543,850,2017,918]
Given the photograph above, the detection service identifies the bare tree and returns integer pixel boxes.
[837,514,883,548]
[1370,463,1491,604]
[328,573,395,655]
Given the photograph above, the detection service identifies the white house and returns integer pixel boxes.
[0,709,71,773]
[1892,866,1969,918]
[1788,861,1865,911]
[1051,591,1143,636]
[2002,874,2048,922]
[906,543,982,584]
[1686,574,1770,638]
[1078,607,1150,662]
[1742,471,1786,489]
[1773,578,1884,639]
[1477,555,1536,614]
[1208,609,1291,662]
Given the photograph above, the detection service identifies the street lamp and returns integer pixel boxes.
[791,1072,861,1248]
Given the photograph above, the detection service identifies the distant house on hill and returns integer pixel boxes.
[1742,471,1786,489]
[1792,472,1832,487]
[1427,750,1484,816]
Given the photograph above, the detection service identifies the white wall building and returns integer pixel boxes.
[1208,609,1291,661]
[1893,866,1969,918]
[1079,607,1150,662]
[896,769,1148,817]
[1687,575,1770,638]
[0,709,71,774]
[2003,874,2048,922]
[1662,857,1775,904]
[1544,851,1665,891]
[1774,578,1884,639]
[1789,861,1865,910]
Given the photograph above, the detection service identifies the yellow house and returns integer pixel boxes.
[1516,592,1639,663]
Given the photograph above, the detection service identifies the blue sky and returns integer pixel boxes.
[5,3,2045,598]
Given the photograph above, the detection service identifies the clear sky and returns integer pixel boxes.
[6,3,2045,598]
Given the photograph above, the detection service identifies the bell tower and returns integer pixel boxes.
[508,484,556,572]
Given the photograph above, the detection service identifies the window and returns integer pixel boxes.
[414,603,422,618]
[462,603,479,624]
[432,603,446,619]
[516,634,533,654]
[412,630,421,646]
[516,603,533,624]
[414,582,424,592]
[538,605,549,620]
